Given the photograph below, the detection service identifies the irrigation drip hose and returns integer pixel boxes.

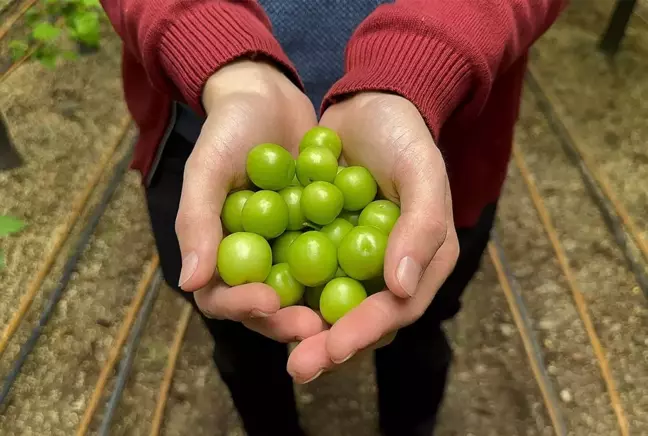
[525,68,648,298]
[488,234,567,436]
[0,146,134,410]
[97,270,163,436]
[0,0,39,41]
[0,117,131,359]
[77,255,159,436]
[513,145,629,436]
[149,304,193,436]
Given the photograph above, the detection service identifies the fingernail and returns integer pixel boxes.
[178,252,198,288]
[300,370,324,384]
[397,256,422,297]
[250,309,271,318]
[332,351,355,364]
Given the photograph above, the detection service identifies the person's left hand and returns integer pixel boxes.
[284,93,460,383]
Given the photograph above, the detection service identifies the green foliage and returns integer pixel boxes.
[32,21,62,42]
[0,215,25,237]
[9,0,104,68]
[0,215,26,270]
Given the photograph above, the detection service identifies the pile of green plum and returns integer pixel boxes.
[217,127,400,325]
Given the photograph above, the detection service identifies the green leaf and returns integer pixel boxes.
[0,216,26,237]
[32,22,61,42]
[8,40,29,60]
[71,11,100,46]
[38,52,59,69]
[16,0,105,69]
[81,0,101,8]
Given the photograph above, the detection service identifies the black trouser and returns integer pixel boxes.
[145,131,497,436]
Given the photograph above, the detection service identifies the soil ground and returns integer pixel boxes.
[1,1,647,435]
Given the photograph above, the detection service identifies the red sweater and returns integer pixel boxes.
[101,0,564,228]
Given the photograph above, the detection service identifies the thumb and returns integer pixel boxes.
[175,136,231,291]
[383,143,449,299]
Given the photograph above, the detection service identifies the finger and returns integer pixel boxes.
[243,306,328,342]
[287,330,334,383]
[325,291,403,363]
[287,320,398,381]
[329,330,398,365]
[384,141,449,298]
[194,282,280,321]
[327,238,458,362]
[327,331,398,369]
[175,130,233,291]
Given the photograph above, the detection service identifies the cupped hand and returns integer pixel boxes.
[287,93,460,383]
[176,60,325,342]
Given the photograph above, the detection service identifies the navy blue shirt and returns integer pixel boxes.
[174,0,390,143]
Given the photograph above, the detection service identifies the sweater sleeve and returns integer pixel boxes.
[322,0,566,139]
[100,0,301,116]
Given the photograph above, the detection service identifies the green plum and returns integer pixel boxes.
[304,269,350,311]
[320,218,354,248]
[299,126,342,158]
[358,200,401,235]
[279,186,306,231]
[296,146,338,186]
[271,231,301,264]
[241,190,289,239]
[217,232,272,286]
[301,181,344,226]
[246,143,295,190]
[221,190,254,233]
[264,263,305,307]
[287,231,337,287]
[338,225,388,280]
[334,166,377,211]
[319,277,367,324]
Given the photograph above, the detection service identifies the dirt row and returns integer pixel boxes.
[0,1,647,435]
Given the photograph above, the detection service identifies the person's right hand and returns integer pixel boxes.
[176,60,326,342]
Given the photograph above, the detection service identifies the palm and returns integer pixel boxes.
[286,92,459,383]
[176,62,328,344]
[197,86,316,192]
[320,93,433,204]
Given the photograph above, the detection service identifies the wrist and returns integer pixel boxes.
[202,60,298,114]
[153,0,301,117]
